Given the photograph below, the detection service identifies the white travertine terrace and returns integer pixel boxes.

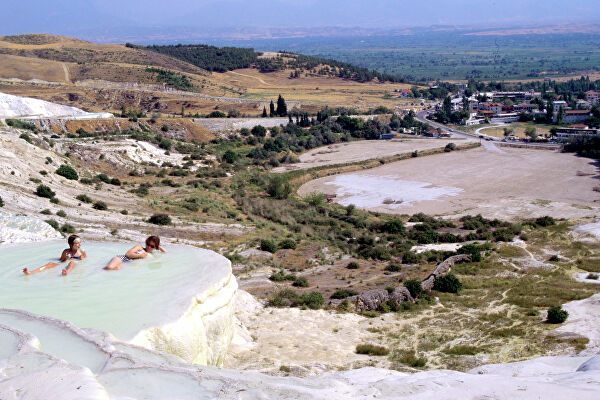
[0,92,113,119]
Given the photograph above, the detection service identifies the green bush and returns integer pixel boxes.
[149,213,171,225]
[346,261,360,269]
[251,125,267,137]
[385,263,401,272]
[45,219,59,230]
[266,175,291,199]
[76,194,93,203]
[93,201,107,211]
[331,288,358,299]
[300,292,324,309]
[19,133,32,143]
[279,239,297,250]
[304,192,326,207]
[402,252,421,264]
[356,344,389,356]
[293,277,309,287]
[109,178,121,186]
[207,110,227,118]
[50,197,60,204]
[96,173,111,184]
[7,119,36,130]
[382,219,406,234]
[120,209,129,215]
[56,165,79,180]
[535,216,556,227]
[56,210,67,217]
[404,279,423,299]
[260,239,278,253]
[161,124,169,132]
[546,306,568,324]
[40,209,52,215]
[132,185,149,197]
[35,184,55,199]
[457,243,482,262]
[0,196,3,208]
[444,142,457,152]
[269,269,296,282]
[222,150,238,163]
[433,273,462,293]
[60,224,75,234]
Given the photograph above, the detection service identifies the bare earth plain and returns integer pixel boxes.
[274,137,475,171]
[298,146,600,220]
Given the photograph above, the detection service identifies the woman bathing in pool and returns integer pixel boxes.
[23,235,86,276]
[104,235,166,270]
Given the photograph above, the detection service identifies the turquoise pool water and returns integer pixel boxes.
[0,241,227,340]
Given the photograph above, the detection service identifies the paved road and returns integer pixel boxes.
[415,110,560,150]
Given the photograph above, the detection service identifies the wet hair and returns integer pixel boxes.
[145,235,160,249]
[67,235,80,248]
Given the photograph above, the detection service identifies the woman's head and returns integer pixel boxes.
[67,235,81,250]
[145,235,160,251]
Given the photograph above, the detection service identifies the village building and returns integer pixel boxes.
[585,90,599,105]
[563,110,591,124]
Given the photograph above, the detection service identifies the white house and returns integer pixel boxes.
[585,90,599,105]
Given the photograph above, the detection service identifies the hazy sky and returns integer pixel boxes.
[1,0,599,38]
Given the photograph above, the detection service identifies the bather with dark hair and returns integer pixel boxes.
[104,236,167,271]
[23,234,86,276]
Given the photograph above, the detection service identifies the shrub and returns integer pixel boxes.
[223,150,238,163]
[382,219,406,234]
[300,291,324,309]
[60,224,75,234]
[385,263,401,272]
[549,255,560,262]
[35,184,55,199]
[266,175,291,199]
[404,279,423,299]
[331,289,358,299]
[587,273,599,280]
[546,306,568,324]
[293,277,309,287]
[132,185,149,197]
[402,252,421,264]
[45,219,59,230]
[304,192,326,207]
[535,216,556,227]
[19,133,33,143]
[96,173,111,184]
[457,243,483,262]
[356,344,389,356]
[161,124,169,132]
[55,165,78,180]
[50,197,60,204]
[269,269,297,282]
[260,239,278,253]
[56,210,67,217]
[80,178,93,185]
[207,110,227,118]
[76,194,93,203]
[279,239,297,250]
[0,196,3,208]
[346,261,360,269]
[444,143,457,152]
[93,201,108,210]
[120,209,129,215]
[109,178,121,186]
[40,209,52,215]
[251,125,267,137]
[433,273,462,293]
[149,213,171,225]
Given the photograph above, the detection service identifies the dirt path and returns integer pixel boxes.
[61,63,70,83]
[228,71,270,85]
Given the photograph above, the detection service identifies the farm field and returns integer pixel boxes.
[298,146,600,220]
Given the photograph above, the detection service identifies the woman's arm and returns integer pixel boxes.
[80,250,87,259]
[158,245,167,253]
[58,249,70,262]
[125,245,146,259]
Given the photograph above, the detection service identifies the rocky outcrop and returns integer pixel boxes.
[421,254,472,291]
[356,289,390,311]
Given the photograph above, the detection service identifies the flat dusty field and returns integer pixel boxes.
[298,146,600,220]
[274,137,475,171]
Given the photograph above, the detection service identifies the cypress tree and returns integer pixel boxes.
[262,106,268,117]
[276,94,287,116]
[269,100,275,117]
